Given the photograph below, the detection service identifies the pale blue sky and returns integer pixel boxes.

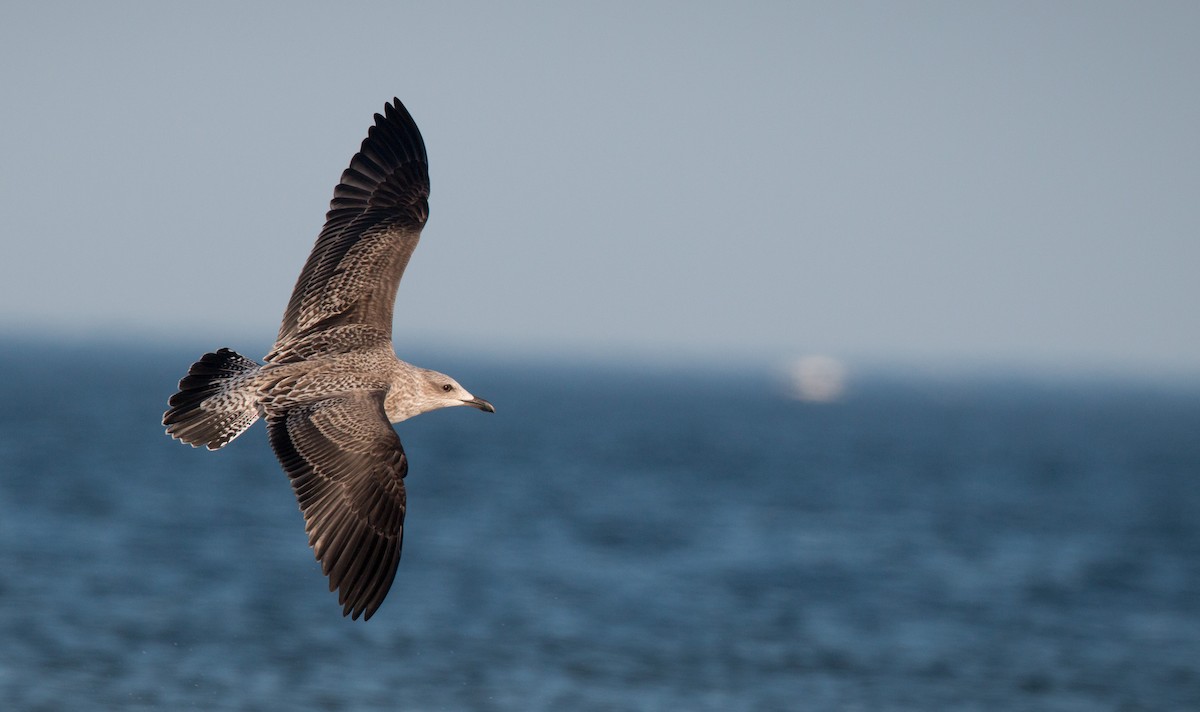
[2,2,1197,374]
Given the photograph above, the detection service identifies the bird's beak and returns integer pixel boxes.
[463,397,495,413]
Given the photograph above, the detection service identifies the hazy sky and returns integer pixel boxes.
[2,2,1197,373]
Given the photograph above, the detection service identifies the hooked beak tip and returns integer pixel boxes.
[464,397,495,413]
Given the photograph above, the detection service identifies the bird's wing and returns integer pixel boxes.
[273,98,430,351]
[266,391,407,620]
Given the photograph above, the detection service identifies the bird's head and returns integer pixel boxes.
[384,366,494,422]
[421,369,494,414]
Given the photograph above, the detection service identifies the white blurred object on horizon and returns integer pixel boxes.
[788,355,847,402]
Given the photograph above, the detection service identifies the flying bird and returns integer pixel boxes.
[164,98,493,620]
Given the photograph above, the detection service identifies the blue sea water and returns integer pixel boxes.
[1,339,1198,710]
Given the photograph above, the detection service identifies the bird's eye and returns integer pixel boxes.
[442,384,453,392]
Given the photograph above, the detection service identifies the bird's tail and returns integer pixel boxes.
[164,348,262,450]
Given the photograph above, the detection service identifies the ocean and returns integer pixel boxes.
[1,339,1197,710]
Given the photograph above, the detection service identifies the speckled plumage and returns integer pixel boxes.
[163,98,493,621]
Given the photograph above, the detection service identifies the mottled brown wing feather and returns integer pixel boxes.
[266,391,407,620]
[274,98,430,350]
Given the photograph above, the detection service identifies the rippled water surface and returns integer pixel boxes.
[1,340,1198,710]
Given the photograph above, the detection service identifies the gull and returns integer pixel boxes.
[163,98,493,620]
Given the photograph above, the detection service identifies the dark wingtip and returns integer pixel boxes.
[330,96,429,215]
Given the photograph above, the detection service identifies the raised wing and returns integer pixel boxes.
[267,391,407,620]
[274,98,430,351]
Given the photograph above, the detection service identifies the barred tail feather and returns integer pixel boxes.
[164,348,262,450]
